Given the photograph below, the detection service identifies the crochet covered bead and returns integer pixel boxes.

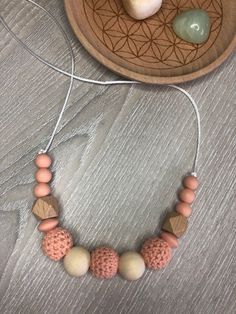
[42,227,73,261]
[90,247,119,279]
[141,237,171,269]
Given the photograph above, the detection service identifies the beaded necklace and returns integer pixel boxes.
[1,0,201,281]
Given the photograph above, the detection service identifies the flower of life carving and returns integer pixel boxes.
[83,0,223,69]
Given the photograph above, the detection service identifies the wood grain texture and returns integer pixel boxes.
[162,212,188,238]
[0,1,235,314]
[64,0,236,84]
[32,196,59,220]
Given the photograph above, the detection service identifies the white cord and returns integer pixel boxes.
[0,0,201,175]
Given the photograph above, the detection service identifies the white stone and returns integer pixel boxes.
[122,0,162,20]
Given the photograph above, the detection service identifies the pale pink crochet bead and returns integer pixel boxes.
[42,227,73,261]
[160,232,178,249]
[141,237,171,269]
[90,247,119,279]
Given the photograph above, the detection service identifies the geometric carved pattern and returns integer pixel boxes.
[83,0,223,69]
[32,196,59,220]
[162,211,188,238]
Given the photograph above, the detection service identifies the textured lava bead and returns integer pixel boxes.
[141,237,171,269]
[38,218,59,232]
[90,247,119,279]
[118,251,145,281]
[33,183,51,198]
[42,227,73,261]
[160,231,178,249]
[183,175,199,190]
[35,153,52,168]
[63,246,91,277]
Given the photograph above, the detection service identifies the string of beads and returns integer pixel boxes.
[32,153,199,281]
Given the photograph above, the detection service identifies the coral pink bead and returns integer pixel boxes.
[35,168,52,183]
[160,232,179,249]
[90,247,119,279]
[175,202,192,217]
[35,153,52,168]
[42,227,73,261]
[33,183,51,197]
[38,218,59,232]
[141,237,171,269]
[179,188,195,204]
[183,176,199,190]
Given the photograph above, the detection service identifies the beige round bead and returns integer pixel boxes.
[118,251,145,281]
[63,246,90,277]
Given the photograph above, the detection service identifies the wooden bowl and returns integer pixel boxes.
[64,0,236,84]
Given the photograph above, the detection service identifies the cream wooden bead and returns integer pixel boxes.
[118,251,145,281]
[63,246,90,277]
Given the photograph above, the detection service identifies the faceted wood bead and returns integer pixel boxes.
[32,195,59,220]
[162,212,188,238]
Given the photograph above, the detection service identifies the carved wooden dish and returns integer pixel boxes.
[64,0,236,84]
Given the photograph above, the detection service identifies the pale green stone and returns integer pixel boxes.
[173,9,211,44]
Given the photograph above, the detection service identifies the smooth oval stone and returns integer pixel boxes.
[173,9,211,44]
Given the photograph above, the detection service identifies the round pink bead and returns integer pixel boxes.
[33,183,51,198]
[90,247,119,279]
[141,237,172,269]
[42,227,73,261]
[175,202,192,217]
[35,168,52,183]
[35,153,52,168]
[160,232,179,249]
[179,188,195,204]
[183,176,199,190]
[38,218,59,232]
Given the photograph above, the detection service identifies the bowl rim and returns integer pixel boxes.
[64,0,236,85]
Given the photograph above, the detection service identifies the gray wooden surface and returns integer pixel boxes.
[0,1,235,314]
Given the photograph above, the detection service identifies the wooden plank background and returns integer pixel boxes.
[0,1,235,313]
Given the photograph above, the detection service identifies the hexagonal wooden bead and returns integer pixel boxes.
[162,212,188,238]
[32,195,59,220]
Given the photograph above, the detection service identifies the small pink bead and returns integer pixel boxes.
[33,183,51,197]
[160,232,179,249]
[175,202,192,217]
[38,218,59,232]
[35,153,52,168]
[179,188,195,204]
[183,176,199,190]
[35,168,52,183]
